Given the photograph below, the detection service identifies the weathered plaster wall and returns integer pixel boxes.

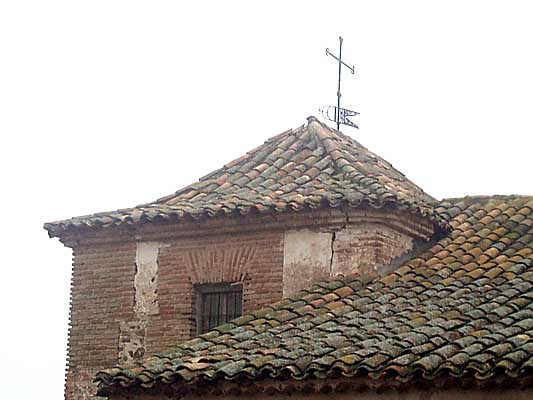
[283,230,333,297]
[282,223,415,296]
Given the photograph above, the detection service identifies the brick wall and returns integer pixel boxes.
[67,241,137,400]
[64,228,284,400]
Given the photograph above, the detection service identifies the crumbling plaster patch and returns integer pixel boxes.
[134,242,160,316]
[118,242,160,366]
[118,321,146,366]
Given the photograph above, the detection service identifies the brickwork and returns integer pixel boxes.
[65,226,284,400]
[331,224,414,280]
[61,208,435,400]
[67,241,137,399]
[144,231,283,355]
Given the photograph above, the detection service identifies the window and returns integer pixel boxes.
[196,283,243,335]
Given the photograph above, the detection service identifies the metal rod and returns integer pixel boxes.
[324,36,357,130]
[336,36,343,130]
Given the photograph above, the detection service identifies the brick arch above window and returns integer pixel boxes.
[185,246,257,285]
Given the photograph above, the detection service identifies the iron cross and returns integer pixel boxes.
[325,36,357,130]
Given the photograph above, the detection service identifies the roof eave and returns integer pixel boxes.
[44,199,447,242]
[96,371,533,397]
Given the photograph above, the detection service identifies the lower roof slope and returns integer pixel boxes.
[97,195,533,394]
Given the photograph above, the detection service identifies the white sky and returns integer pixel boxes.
[1,1,532,398]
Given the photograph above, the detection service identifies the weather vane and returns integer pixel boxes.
[320,36,359,130]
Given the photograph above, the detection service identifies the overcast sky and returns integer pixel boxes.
[1,1,532,398]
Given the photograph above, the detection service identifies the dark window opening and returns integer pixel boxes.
[196,283,243,335]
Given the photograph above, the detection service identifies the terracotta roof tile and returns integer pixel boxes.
[44,117,439,238]
[96,195,533,394]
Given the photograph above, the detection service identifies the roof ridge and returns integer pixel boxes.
[307,117,437,203]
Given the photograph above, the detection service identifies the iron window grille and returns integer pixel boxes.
[195,283,243,335]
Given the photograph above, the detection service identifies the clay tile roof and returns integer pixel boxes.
[44,116,440,238]
[96,195,533,394]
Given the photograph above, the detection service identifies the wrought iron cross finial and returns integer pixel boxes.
[326,36,355,77]
[321,36,359,130]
